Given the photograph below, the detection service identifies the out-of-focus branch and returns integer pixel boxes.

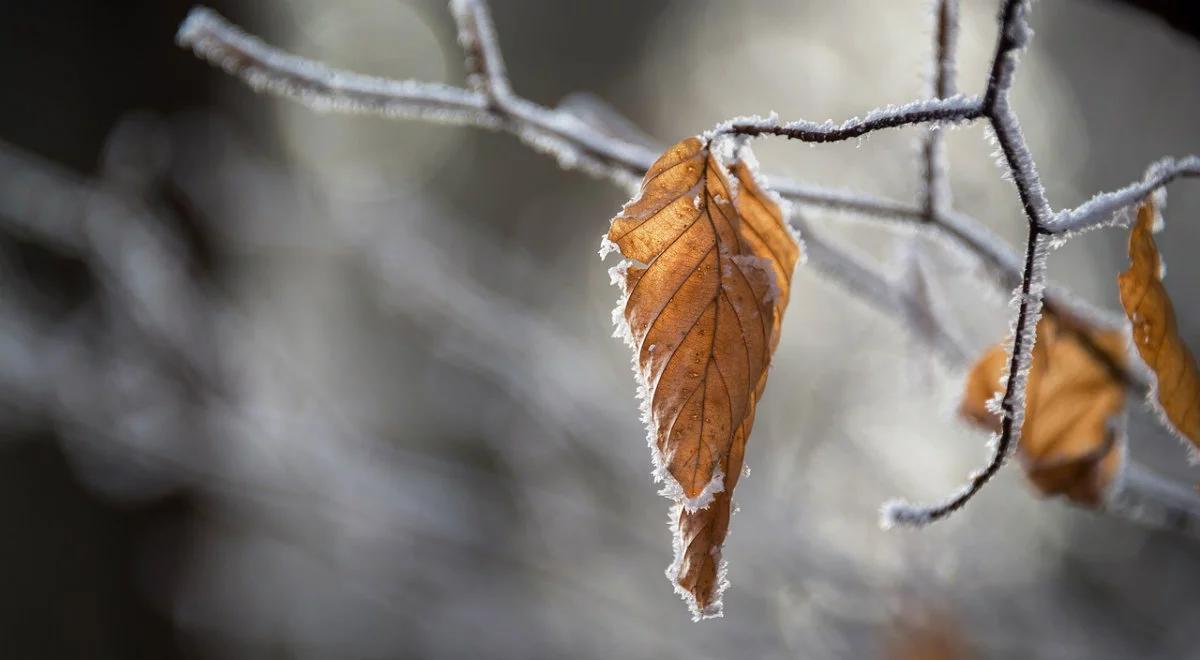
[921,0,958,219]
[0,138,219,386]
[797,218,970,366]
[449,0,511,100]
[1109,461,1200,537]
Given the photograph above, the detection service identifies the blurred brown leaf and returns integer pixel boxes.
[607,137,797,617]
[960,315,1126,506]
[885,606,972,660]
[1118,199,1200,452]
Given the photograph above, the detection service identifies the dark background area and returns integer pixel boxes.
[2,2,218,656]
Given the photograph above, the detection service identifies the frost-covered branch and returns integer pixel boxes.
[714,96,983,144]
[177,6,946,214]
[176,8,498,125]
[1050,156,1200,233]
[931,0,960,102]
[449,0,512,100]
[984,3,1053,227]
[715,0,1125,370]
[921,0,959,218]
[885,231,1050,527]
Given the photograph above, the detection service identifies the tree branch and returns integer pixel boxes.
[712,96,984,143]
[176,8,499,125]
[1050,156,1200,233]
[921,0,959,218]
[448,0,512,100]
[1110,461,1200,537]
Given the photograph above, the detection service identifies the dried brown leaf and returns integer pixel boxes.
[607,137,797,618]
[960,315,1126,506]
[1118,199,1200,453]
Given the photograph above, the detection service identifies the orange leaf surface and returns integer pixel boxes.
[1118,199,1200,453]
[606,137,798,618]
[960,315,1126,506]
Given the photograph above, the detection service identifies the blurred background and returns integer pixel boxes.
[2,0,1200,658]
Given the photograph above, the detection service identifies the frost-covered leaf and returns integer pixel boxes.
[605,137,797,619]
[961,315,1126,506]
[1118,199,1200,454]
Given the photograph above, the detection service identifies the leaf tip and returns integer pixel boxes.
[665,503,730,622]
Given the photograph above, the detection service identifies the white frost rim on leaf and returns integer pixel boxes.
[605,258,730,511]
[1123,309,1200,465]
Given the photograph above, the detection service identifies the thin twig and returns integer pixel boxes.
[921,0,960,219]
[922,0,958,218]
[713,96,984,143]
[449,0,511,100]
[176,8,498,124]
[1050,156,1200,233]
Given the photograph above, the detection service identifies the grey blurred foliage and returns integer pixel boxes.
[2,0,1200,658]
